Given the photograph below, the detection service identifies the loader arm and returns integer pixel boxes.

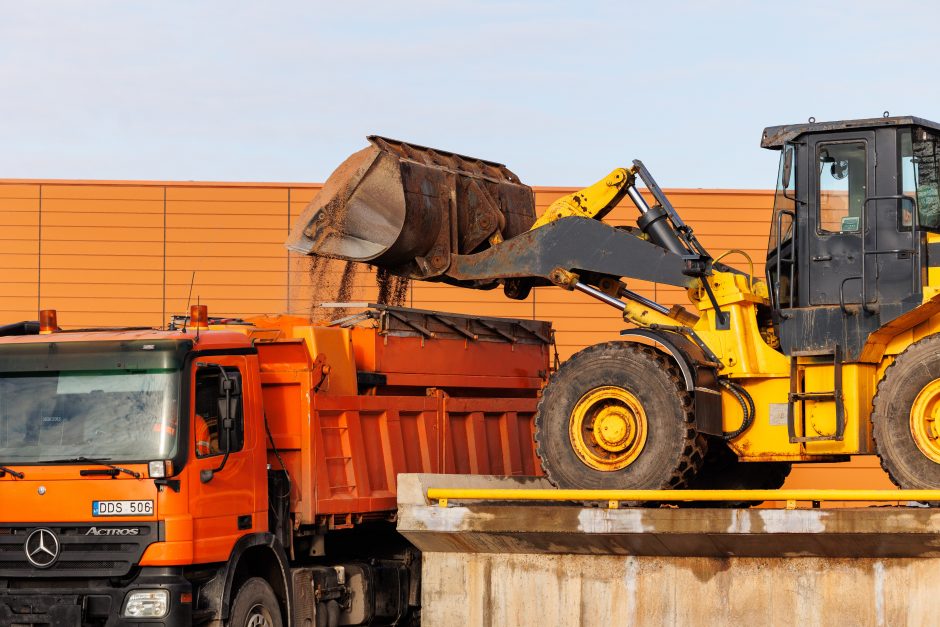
[528,168,633,230]
[447,216,692,288]
[287,136,729,317]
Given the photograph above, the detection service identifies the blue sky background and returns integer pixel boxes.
[1,2,937,188]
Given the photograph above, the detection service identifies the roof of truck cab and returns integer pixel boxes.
[0,327,253,350]
[761,116,940,149]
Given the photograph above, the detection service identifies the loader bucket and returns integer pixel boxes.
[286,136,536,282]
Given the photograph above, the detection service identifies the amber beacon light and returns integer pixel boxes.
[190,305,209,330]
[38,309,59,334]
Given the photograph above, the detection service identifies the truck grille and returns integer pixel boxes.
[0,523,158,578]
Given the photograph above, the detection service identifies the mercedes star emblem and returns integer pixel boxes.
[24,528,59,569]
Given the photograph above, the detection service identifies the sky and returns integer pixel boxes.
[1,1,938,188]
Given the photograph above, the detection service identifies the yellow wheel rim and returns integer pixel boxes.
[568,386,647,471]
[910,378,940,464]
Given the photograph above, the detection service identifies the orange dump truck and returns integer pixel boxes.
[0,304,549,626]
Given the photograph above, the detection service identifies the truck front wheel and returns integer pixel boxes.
[534,342,706,490]
[229,577,283,627]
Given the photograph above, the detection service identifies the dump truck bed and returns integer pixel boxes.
[244,305,550,528]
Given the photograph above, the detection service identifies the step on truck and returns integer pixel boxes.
[0,304,550,626]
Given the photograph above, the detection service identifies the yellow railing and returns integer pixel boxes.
[426,488,938,509]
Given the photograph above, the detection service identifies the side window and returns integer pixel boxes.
[767,143,798,308]
[901,128,940,230]
[818,141,867,233]
[193,365,243,458]
[769,143,797,250]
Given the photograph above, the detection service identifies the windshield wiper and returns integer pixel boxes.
[0,464,24,479]
[44,457,141,479]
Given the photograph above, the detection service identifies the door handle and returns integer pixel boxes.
[812,255,832,262]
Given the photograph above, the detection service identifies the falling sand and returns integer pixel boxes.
[375,267,410,307]
[307,256,356,321]
[302,168,409,319]
[307,258,410,322]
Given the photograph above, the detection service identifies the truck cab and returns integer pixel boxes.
[0,308,282,626]
[0,304,550,625]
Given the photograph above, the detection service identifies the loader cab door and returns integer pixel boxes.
[805,132,874,307]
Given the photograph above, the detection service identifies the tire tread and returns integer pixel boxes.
[534,341,706,490]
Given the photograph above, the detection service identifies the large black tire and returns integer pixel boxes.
[534,342,706,490]
[228,577,283,627]
[681,438,792,507]
[872,335,940,490]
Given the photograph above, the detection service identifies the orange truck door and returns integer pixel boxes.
[187,357,259,563]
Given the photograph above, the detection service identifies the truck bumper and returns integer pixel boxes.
[0,567,192,626]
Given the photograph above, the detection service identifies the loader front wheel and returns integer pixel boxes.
[535,342,706,490]
[873,334,940,490]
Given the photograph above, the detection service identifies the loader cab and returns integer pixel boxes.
[763,116,940,360]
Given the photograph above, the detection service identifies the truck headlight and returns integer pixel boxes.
[123,589,169,618]
[148,460,167,478]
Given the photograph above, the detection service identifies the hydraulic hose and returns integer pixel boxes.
[719,379,756,440]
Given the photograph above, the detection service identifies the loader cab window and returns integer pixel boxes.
[769,144,797,250]
[900,128,940,230]
[817,142,867,233]
[767,143,798,308]
[193,366,244,458]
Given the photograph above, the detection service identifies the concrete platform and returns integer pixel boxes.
[398,474,940,625]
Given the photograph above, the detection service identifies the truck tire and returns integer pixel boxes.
[873,335,940,491]
[228,577,283,627]
[681,438,791,507]
[534,342,706,491]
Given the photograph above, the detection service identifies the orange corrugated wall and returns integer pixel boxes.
[0,178,895,491]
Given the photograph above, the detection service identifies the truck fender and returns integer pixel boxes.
[619,329,724,436]
[201,532,293,627]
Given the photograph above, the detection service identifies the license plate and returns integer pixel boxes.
[92,500,154,516]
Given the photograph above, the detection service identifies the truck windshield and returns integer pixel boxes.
[0,369,180,464]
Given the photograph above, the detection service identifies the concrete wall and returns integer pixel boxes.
[421,552,930,626]
[399,475,938,626]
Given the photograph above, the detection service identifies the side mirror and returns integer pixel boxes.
[216,396,242,448]
[898,196,916,230]
[782,144,797,202]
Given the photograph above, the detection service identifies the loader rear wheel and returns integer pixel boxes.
[873,335,940,490]
[534,342,706,490]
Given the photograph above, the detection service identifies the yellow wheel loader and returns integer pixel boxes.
[287,118,940,496]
